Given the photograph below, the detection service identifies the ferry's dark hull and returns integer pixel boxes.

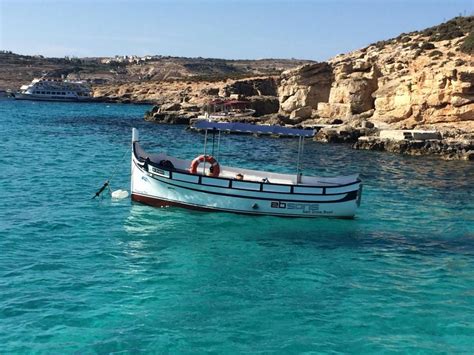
[12,93,94,102]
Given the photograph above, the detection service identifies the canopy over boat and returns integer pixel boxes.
[193,121,315,137]
[208,99,250,107]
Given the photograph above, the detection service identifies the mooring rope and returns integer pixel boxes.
[92,145,131,199]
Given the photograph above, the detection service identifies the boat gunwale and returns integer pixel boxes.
[135,161,358,203]
[133,145,361,195]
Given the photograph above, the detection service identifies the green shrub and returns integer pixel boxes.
[428,50,443,57]
[420,42,436,50]
[460,31,474,54]
[420,16,474,42]
[372,40,389,49]
[413,49,423,59]
[430,29,464,42]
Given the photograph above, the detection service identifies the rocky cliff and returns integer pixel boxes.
[278,16,474,134]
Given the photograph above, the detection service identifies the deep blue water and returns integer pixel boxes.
[1,99,473,353]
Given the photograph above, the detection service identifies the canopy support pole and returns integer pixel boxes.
[300,136,305,173]
[216,130,221,161]
[296,136,303,183]
[203,129,208,174]
[211,129,216,156]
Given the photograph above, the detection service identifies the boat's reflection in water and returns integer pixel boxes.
[124,204,181,236]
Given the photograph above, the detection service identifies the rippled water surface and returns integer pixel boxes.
[1,100,473,353]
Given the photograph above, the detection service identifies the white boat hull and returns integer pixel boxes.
[131,149,361,218]
[197,109,256,120]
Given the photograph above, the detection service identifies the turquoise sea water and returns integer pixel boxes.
[1,99,473,353]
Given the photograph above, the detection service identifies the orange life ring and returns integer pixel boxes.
[189,155,220,177]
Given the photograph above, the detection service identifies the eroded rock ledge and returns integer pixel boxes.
[354,136,473,161]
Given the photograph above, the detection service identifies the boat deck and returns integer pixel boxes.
[134,143,358,187]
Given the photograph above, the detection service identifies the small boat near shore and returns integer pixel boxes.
[130,122,362,218]
[197,99,255,120]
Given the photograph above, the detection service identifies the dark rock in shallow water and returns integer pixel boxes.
[144,110,197,125]
[144,103,201,125]
[314,125,371,143]
[160,102,182,112]
[354,136,474,160]
[259,113,305,126]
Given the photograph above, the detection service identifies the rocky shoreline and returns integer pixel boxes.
[143,103,473,160]
[139,16,473,161]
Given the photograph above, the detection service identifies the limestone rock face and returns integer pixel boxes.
[328,67,379,115]
[290,106,313,119]
[247,95,280,116]
[276,30,474,134]
[317,102,351,119]
[372,65,474,128]
[279,63,333,114]
[221,77,278,97]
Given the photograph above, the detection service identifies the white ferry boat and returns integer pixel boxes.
[13,77,93,102]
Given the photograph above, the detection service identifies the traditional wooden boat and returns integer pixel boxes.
[130,122,362,218]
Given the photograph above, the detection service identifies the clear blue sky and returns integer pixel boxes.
[1,0,472,60]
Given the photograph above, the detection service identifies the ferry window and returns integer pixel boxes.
[62,92,65,95]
